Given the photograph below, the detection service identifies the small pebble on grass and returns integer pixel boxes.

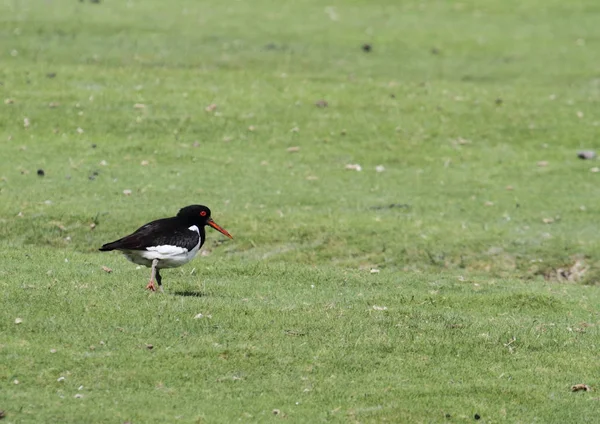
[577,150,596,160]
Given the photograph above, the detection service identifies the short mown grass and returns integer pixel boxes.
[1,0,600,422]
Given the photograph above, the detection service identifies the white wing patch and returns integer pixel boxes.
[188,225,200,234]
[146,245,188,256]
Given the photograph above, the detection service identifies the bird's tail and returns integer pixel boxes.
[99,242,118,251]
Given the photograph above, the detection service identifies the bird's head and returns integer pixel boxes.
[177,205,233,239]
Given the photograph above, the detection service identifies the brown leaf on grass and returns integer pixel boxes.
[101,266,112,273]
[345,164,362,171]
[571,384,592,392]
[287,146,300,153]
[49,102,60,108]
[542,218,554,224]
[537,161,549,167]
[315,99,328,108]
[449,137,470,147]
[205,104,217,112]
[133,103,146,109]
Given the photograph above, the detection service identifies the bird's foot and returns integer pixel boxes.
[146,280,157,291]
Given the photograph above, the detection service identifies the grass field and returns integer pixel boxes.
[1,0,600,422]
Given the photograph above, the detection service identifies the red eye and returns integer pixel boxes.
[200,211,207,217]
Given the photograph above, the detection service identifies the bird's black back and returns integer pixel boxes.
[99,216,203,252]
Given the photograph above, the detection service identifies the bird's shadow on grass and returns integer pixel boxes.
[172,290,205,298]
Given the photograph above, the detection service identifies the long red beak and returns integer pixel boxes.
[207,218,233,239]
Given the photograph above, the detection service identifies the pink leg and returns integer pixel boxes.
[146,259,158,291]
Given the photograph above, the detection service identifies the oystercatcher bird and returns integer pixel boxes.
[99,205,232,291]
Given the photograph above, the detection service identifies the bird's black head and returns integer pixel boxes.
[177,205,212,220]
[177,205,233,239]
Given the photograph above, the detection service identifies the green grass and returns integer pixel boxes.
[1,0,600,422]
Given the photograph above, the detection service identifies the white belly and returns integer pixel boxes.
[122,242,201,269]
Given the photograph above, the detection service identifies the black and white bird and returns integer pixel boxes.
[99,205,233,291]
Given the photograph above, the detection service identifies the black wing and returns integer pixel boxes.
[99,217,202,252]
